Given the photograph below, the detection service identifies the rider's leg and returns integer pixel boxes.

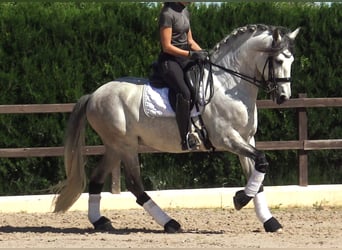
[160,60,196,150]
[175,93,191,150]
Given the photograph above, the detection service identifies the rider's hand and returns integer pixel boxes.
[188,50,208,61]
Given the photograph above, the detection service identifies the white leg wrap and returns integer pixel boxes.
[88,194,101,224]
[253,191,272,223]
[244,170,265,197]
[143,199,171,227]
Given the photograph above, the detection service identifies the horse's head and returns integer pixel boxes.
[210,24,300,104]
[256,27,300,104]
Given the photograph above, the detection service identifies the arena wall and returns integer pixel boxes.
[1,184,341,213]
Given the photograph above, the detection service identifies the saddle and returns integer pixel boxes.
[149,61,213,151]
[149,61,205,108]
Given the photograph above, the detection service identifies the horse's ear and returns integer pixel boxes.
[288,27,301,41]
[272,28,281,44]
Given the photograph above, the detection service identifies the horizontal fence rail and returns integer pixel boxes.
[0,103,74,113]
[1,140,341,158]
[0,94,341,191]
[1,97,342,114]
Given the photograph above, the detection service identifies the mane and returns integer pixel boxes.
[210,24,293,62]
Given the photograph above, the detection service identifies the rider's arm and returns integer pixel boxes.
[187,29,202,51]
[160,27,189,57]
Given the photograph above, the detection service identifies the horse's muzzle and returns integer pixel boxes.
[276,94,289,104]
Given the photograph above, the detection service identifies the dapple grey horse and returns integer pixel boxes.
[53,24,300,233]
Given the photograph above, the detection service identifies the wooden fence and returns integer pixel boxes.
[0,93,341,192]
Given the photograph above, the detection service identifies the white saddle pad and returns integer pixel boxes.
[142,83,201,118]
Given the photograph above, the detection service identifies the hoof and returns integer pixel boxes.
[93,216,114,231]
[233,190,252,210]
[164,219,181,233]
[264,217,283,233]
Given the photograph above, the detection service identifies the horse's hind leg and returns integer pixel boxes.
[87,146,120,230]
[121,152,181,233]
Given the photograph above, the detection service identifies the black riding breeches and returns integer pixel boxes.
[159,55,191,101]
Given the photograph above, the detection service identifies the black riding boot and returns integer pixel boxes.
[176,94,190,150]
[175,94,199,150]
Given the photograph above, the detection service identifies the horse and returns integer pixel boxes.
[53,24,300,233]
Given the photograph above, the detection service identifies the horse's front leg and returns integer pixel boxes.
[238,155,282,232]
[122,152,181,233]
[233,150,268,207]
[234,136,282,232]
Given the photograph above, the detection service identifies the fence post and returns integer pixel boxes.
[298,93,308,186]
[111,167,121,194]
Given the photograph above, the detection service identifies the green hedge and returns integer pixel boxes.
[0,2,341,195]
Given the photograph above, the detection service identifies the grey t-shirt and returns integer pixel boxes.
[159,3,190,49]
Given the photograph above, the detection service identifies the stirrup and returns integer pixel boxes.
[186,132,201,150]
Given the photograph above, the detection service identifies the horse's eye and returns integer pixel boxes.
[275,59,283,65]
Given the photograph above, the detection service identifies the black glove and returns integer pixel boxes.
[188,50,208,61]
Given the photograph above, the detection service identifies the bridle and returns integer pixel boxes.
[261,56,291,93]
[208,53,291,94]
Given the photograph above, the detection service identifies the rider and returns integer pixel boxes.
[157,2,208,150]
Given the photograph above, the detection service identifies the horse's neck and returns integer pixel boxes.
[209,29,273,108]
[211,51,260,104]
[215,32,272,101]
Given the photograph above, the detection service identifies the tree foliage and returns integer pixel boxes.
[0,2,341,195]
